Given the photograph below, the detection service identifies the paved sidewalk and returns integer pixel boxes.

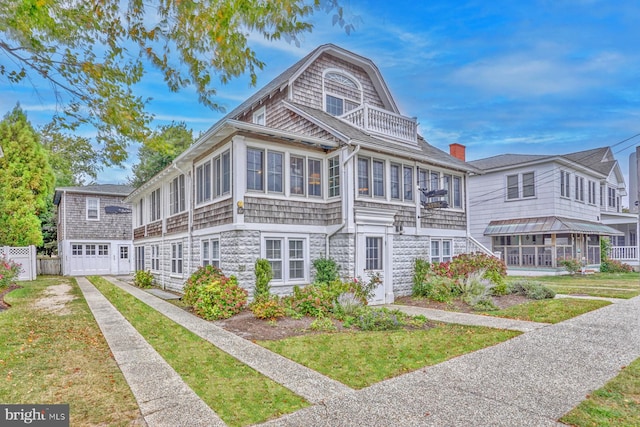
[261,295,640,426]
[102,276,352,404]
[76,277,225,427]
[386,304,549,332]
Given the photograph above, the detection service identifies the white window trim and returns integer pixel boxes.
[322,68,363,116]
[505,172,536,201]
[430,239,453,264]
[261,234,309,284]
[151,244,160,272]
[252,106,266,126]
[171,242,184,276]
[201,237,221,268]
[86,197,100,221]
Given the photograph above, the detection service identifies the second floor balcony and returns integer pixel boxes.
[341,103,417,144]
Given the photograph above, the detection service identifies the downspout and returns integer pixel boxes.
[325,143,360,259]
[173,163,193,285]
[63,191,67,275]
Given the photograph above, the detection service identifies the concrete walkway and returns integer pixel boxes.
[386,304,550,332]
[76,277,225,427]
[85,276,640,426]
[102,276,352,403]
[261,295,640,426]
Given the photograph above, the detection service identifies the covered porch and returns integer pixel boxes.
[485,216,624,273]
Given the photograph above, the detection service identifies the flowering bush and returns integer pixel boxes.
[250,295,286,320]
[182,265,247,320]
[0,257,22,289]
[600,259,634,273]
[412,253,508,299]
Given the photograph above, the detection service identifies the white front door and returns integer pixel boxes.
[356,233,386,305]
[118,245,131,274]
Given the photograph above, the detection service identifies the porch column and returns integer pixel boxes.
[551,234,557,268]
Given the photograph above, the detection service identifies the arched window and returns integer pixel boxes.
[322,70,362,116]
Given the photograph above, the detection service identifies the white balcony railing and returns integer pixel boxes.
[341,104,417,144]
[609,246,638,261]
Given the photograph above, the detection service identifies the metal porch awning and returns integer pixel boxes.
[484,216,624,236]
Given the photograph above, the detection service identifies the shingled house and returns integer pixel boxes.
[125,44,484,303]
[54,185,133,276]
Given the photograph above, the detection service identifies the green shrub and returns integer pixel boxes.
[472,297,499,311]
[449,252,507,287]
[182,265,227,306]
[426,275,458,302]
[350,307,402,331]
[455,270,494,305]
[312,258,339,284]
[600,259,634,273]
[133,270,154,288]
[510,280,556,300]
[183,265,247,320]
[0,257,21,289]
[285,284,337,317]
[254,258,273,301]
[412,258,432,297]
[559,258,582,275]
[250,295,286,320]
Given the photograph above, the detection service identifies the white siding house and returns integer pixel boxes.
[468,147,632,273]
[125,44,484,302]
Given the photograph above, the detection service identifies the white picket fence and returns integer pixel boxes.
[0,245,37,281]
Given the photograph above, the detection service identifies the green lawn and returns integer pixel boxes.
[88,276,308,427]
[259,324,520,389]
[0,277,143,426]
[561,357,640,426]
[485,298,611,323]
[511,273,640,299]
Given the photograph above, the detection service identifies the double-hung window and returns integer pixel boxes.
[135,246,145,271]
[169,175,185,215]
[264,237,306,282]
[247,148,264,191]
[308,158,322,197]
[151,245,160,271]
[403,166,413,201]
[391,164,401,199]
[560,170,571,198]
[328,156,340,197]
[506,172,535,200]
[86,198,99,220]
[372,160,385,197]
[196,161,212,204]
[575,176,584,202]
[201,238,220,268]
[358,157,370,196]
[452,176,462,208]
[608,187,616,208]
[137,199,144,226]
[431,240,452,263]
[213,150,231,197]
[150,188,161,221]
[267,151,283,193]
[588,181,596,204]
[290,155,305,195]
[171,243,183,275]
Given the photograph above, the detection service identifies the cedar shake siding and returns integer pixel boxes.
[193,200,234,230]
[244,197,341,226]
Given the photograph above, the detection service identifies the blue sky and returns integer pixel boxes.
[2,0,640,205]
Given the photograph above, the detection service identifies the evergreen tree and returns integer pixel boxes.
[0,106,55,246]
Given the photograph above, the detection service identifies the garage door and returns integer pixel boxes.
[69,243,112,275]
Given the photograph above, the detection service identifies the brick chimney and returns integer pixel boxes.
[449,143,466,162]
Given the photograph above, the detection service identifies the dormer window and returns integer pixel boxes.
[323,70,362,116]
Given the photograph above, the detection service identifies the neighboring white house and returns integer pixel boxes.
[54,185,134,276]
[467,147,635,273]
[125,43,484,303]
